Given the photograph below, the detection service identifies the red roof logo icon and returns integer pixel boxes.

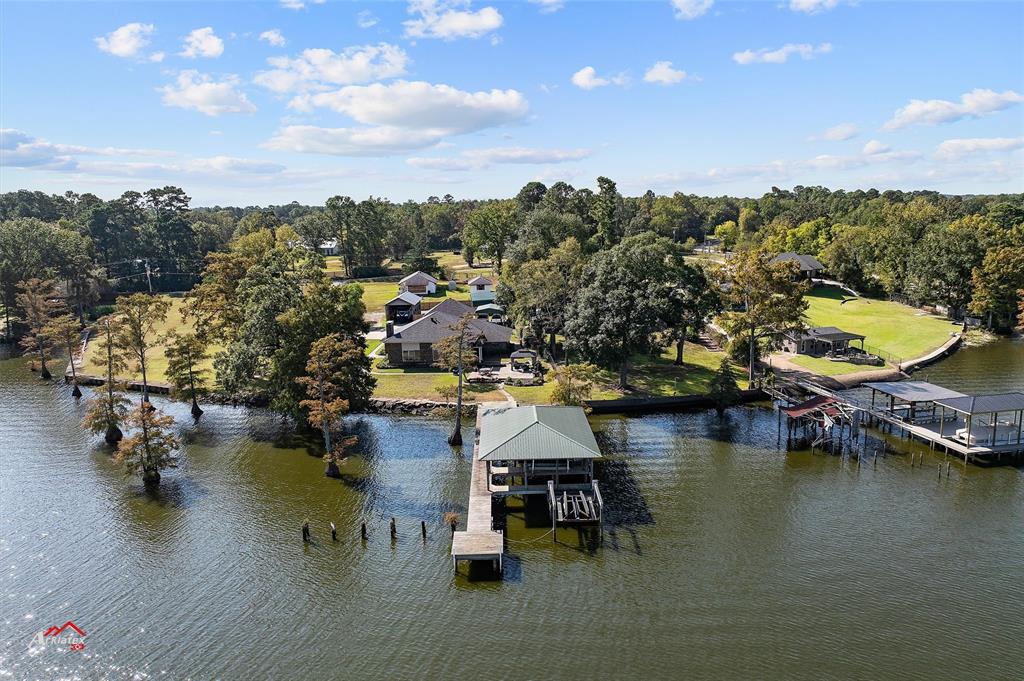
[43,621,86,637]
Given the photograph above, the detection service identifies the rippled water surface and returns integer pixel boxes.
[1,341,1022,680]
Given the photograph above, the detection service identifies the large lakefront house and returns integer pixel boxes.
[382,297,513,366]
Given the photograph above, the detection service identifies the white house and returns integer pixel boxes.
[468,275,495,305]
[318,240,338,257]
[399,270,438,295]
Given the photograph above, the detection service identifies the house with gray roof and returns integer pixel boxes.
[770,252,825,279]
[398,270,438,295]
[382,309,513,366]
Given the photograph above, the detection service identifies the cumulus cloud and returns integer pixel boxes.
[289,80,528,131]
[94,23,156,59]
[259,29,287,47]
[789,0,840,13]
[407,146,591,170]
[643,61,687,85]
[809,122,859,141]
[281,0,325,9]
[254,43,409,93]
[884,88,1024,130]
[264,125,445,156]
[529,0,564,13]
[861,140,890,155]
[571,66,629,90]
[357,10,379,28]
[630,144,921,190]
[671,0,713,20]
[733,42,832,65]
[935,136,1024,160]
[179,27,225,58]
[403,0,503,41]
[1,128,173,171]
[160,71,256,116]
[267,80,528,156]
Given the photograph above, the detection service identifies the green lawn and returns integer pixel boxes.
[365,339,381,356]
[787,355,869,377]
[81,295,221,385]
[506,345,746,404]
[372,368,506,402]
[354,281,472,314]
[799,285,958,365]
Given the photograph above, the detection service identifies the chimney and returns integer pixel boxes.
[385,321,394,337]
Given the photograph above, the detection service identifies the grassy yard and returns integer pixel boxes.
[354,281,472,314]
[790,285,958,375]
[506,345,746,404]
[372,367,506,402]
[81,295,221,385]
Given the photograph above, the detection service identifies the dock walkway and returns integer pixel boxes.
[451,402,508,573]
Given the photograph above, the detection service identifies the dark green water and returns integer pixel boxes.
[1,340,1022,680]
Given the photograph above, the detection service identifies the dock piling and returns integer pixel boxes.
[390,517,397,538]
[421,520,427,540]
[361,522,367,541]
[330,522,337,541]
[302,521,310,543]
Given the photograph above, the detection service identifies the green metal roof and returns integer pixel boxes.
[478,406,602,461]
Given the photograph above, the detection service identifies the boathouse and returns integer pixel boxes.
[932,392,1024,450]
[451,404,604,575]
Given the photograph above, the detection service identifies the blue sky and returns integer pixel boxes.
[2,0,1022,205]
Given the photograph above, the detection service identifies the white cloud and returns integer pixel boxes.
[1,129,172,171]
[935,137,1024,160]
[259,29,287,47]
[280,0,305,9]
[264,125,445,156]
[861,140,890,155]
[254,43,409,93]
[407,146,591,170]
[571,66,629,90]
[789,0,840,13]
[733,42,832,65]
[403,1,503,41]
[631,144,921,190]
[149,52,166,63]
[94,23,155,59]
[289,80,528,132]
[884,88,1024,130]
[809,122,859,141]
[357,10,379,28]
[643,61,687,85]
[160,71,256,116]
[529,0,564,13]
[266,81,528,156]
[180,27,225,58]
[671,0,713,20]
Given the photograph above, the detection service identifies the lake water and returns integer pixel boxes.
[1,340,1022,680]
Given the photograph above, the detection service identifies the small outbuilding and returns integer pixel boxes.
[782,326,866,356]
[399,270,438,295]
[383,291,422,322]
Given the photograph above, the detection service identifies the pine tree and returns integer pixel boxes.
[708,357,741,418]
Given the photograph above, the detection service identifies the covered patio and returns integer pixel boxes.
[932,393,1024,449]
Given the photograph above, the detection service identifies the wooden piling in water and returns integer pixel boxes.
[361,522,367,541]
[421,520,427,540]
[390,517,397,538]
[302,521,310,543]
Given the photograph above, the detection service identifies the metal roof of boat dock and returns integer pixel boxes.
[863,381,967,403]
[478,405,602,461]
[933,392,1024,415]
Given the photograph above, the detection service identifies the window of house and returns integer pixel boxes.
[401,344,421,362]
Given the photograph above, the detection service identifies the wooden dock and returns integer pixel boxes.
[766,379,1024,464]
[451,402,505,573]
